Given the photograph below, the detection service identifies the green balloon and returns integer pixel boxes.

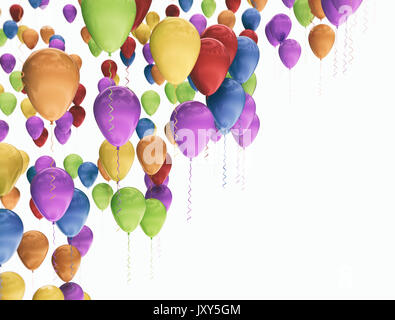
[92,183,114,211]
[242,73,257,96]
[201,0,216,18]
[293,0,314,27]
[0,92,17,116]
[81,0,137,54]
[140,199,167,239]
[9,72,23,92]
[0,30,7,47]
[63,154,83,179]
[88,38,103,57]
[141,90,160,116]
[164,83,177,104]
[111,187,146,233]
[176,81,195,103]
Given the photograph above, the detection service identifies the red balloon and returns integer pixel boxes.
[121,37,136,59]
[132,0,152,31]
[30,198,43,220]
[33,128,48,147]
[149,154,172,186]
[10,4,24,22]
[240,29,258,44]
[73,84,86,105]
[226,0,241,13]
[190,38,230,96]
[69,105,86,128]
[101,60,117,79]
[201,25,238,65]
[166,4,180,17]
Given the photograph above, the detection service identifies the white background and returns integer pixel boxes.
[0,0,394,300]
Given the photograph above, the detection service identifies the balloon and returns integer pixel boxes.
[242,8,261,31]
[0,120,9,142]
[207,78,246,133]
[240,29,258,44]
[332,0,363,13]
[33,286,64,300]
[0,92,17,116]
[140,199,167,238]
[35,155,55,173]
[63,5,77,23]
[73,84,86,105]
[164,122,177,145]
[136,118,156,139]
[232,114,260,148]
[3,21,18,39]
[60,282,84,300]
[189,14,207,35]
[176,81,196,103]
[22,49,80,122]
[27,166,37,183]
[149,153,172,186]
[29,0,42,9]
[21,98,36,119]
[151,65,165,85]
[170,101,216,158]
[145,173,169,189]
[40,26,55,44]
[25,117,43,140]
[69,106,86,128]
[99,140,135,182]
[247,0,267,11]
[31,167,74,222]
[88,38,102,57]
[111,187,146,233]
[17,231,48,271]
[0,272,25,300]
[19,150,30,175]
[94,86,141,148]
[0,209,23,265]
[309,24,336,60]
[98,77,115,93]
[201,0,216,18]
[1,187,20,210]
[146,11,160,30]
[166,5,180,17]
[226,0,241,12]
[308,0,325,19]
[78,162,98,188]
[142,43,154,64]
[49,34,65,43]
[279,39,302,69]
[0,143,23,196]
[9,71,23,92]
[134,23,150,45]
[40,0,50,9]
[137,135,167,175]
[81,26,91,44]
[231,94,256,134]
[0,53,16,73]
[97,159,111,182]
[17,26,28,44]
[29,198,43,219]
[132,0,152,31]
[84,292,91,300]
[49,38,65,51]
[92,183,113,211]
[52,245,81,282]
[141,90,160,116]
[81,0,136,54]
[121,37,136,59]
[33,128,48,147]
[120,52,135,67]
[179,0,193,12]
[54,126,71,145]
[218,10,236,29]
[55,111,73,132]
[150,17,201,85]
[63,154,83,179]
[68,225,93,257]
[145,185,172,212]
[164,83,177,104]
[293,0,314,27]
[144,64,155,84]
[10,5,24,22]
[22,28,39,49]
[269,14,292,44]
[190,38,230,96]
[101,60,117,79]
[283,0,296,8]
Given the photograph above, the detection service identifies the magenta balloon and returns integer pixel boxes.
[282,0,295,8]
[0,53,16,74]
[142,43,154,64]
[189,14,207,35]
[94,86,141,148]
[35,155,56,173]
[49,39,65,51]
[269,14,292,43]
[144,174,169,189]
[59,282,84,300]
[0,120,9,142]
[98,77,115,93]
[265,21,280,47]
[31,167,74,222]
[55,126,71,145]
[170,101,216,159]
[279,39,301,69]
[25,116,44,140]
[232,114,260,148]
[63,4,77,23]
[67,225,93,257]
[145,185,172,211]
[55,111,73,132]
[232,94,256,133]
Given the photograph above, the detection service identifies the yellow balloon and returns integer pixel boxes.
[84,292,91,300]
[33,285,64,300]
[150,17,201,85]
[146,11,160,30]
[0,143,23,197]
[134,23,151,45]
[0,272,25,300]
[17,25,28,43]
[20,98,37,118]
[99,140,135,182]
[114,74,120,85]
[0,84,4,94]
[18,150,30,175]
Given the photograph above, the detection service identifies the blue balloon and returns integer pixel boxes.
[29,0,42,8]
[56,189,90,238]
[229,36,260,84]
[144,64,155,85]
[26,166,37,184]
[136,118,156,139]
[0,209,23,266]
[49,34,65,44]
[120,51,135,67]
[179,0,193,12]
[188,76,198,92]
[3,21,18,39]
[206,78,246,134]
[78,162,98,188]
[242,8,261,31]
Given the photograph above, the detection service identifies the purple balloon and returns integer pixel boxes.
[98,77,116,93]
[0,54,16,74]
[189,14,207,35]
[232,114,260,148]
[35,155,56,173]
[145,185,172,211]
[49,39,65,51]
[321,0,347,27]
[279,39,301,69]
[144,174,169,189]
[332,0,363,13]
[63,4,77,23]
[68,225,93,257]
[232,94,256,134]
[55,111,73,132]
[142,43,154,64]
[40,0,50,9]
[26,116,44,140]
[31,167,74,222]
[0,120,9,142]
[269,14,292,44]
[59,282,84,300]
[170,101,216,159]
[265,21,280,47]
[282,0,295,8]
[94,86,141,148]
[55,126,71,145]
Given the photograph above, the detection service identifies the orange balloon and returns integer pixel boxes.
[40,26,54,44]
[137,135,167,175]
[22,29,39,50]
[151,65,165,85]
[247,0,268,12]
[1,187,20,210]
[22,49,80,122]
[17,231,49,271]
[164,122,176,145]
[97,159,111,182]
[218,10,236,29]
[81,26,91,44]
[52,245,81,282]
[309,24,336,60]
[308,0,326,20]
[70,54,82,70]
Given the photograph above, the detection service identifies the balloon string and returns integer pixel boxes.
[204,144,209,161]
[52,223,57,282]
[236,145,241,185]
[127,232,131,284]
[343,20,349,75]
[289,69,292,105]
[31,271,34,292]
[108,87,114,132]
[333,29,338,79]
[348,14,356,68]
[319,60,323,97]
[50,123,54,153]
[222,135,227,189]
[363,1,369,34]
[150,238,154,280]
[116,147,120,191]
[242,147,246,191]
[125,66,130,88]
[187,158,192,222]
[49,174,56,200]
